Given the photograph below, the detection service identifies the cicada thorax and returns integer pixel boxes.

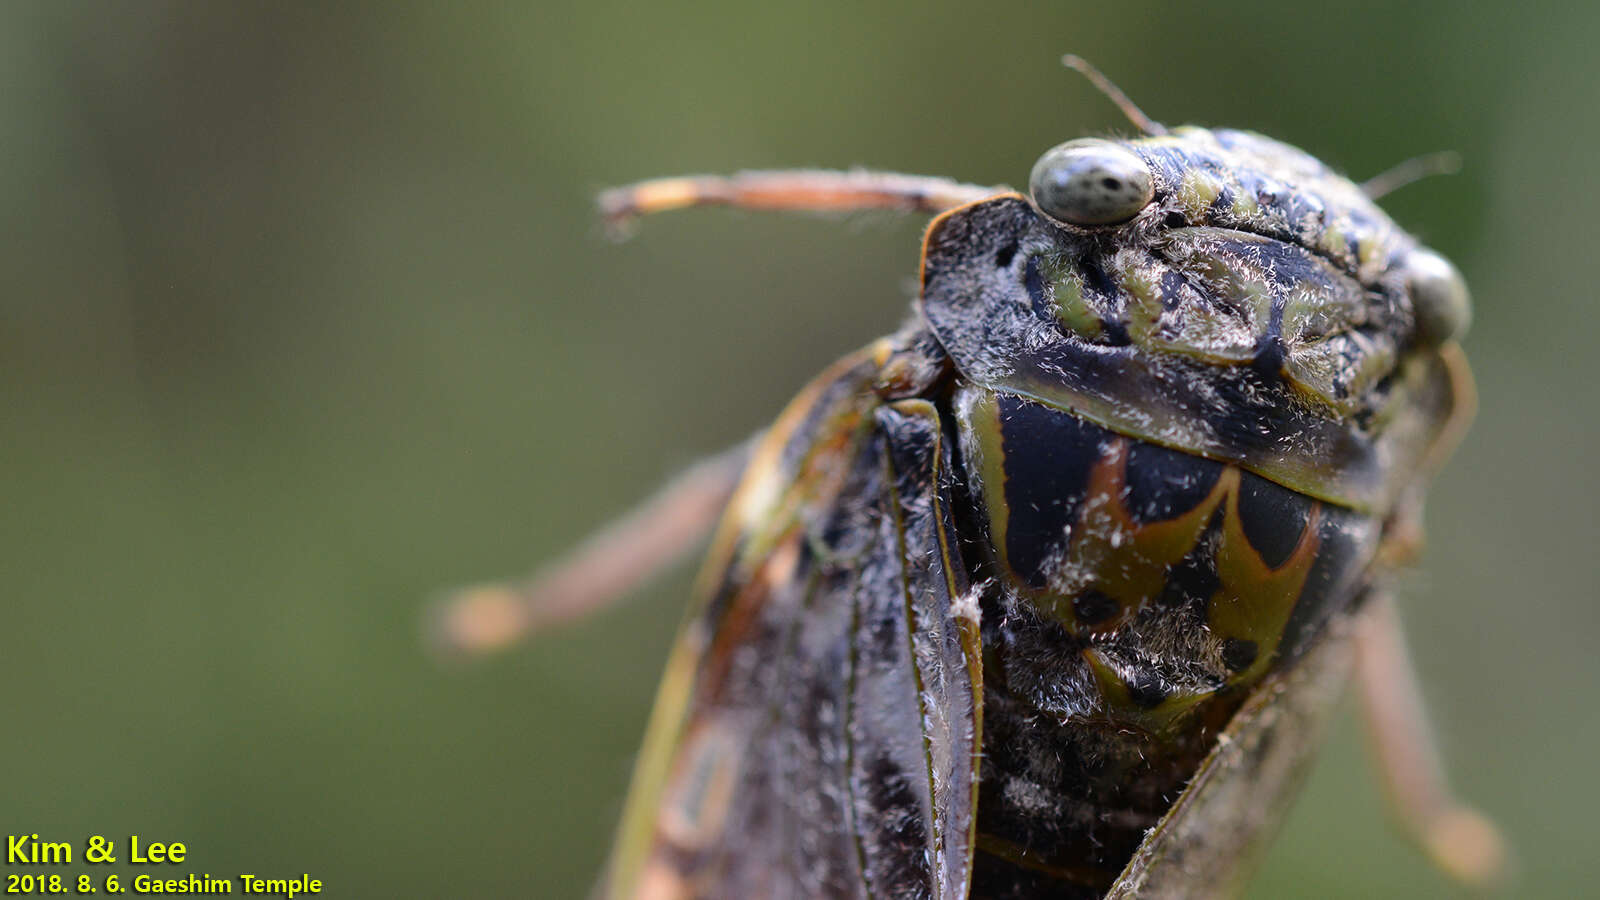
[950,383,1383,895]
[955,386,1382,725]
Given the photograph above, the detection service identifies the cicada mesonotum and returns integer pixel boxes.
[435,58,1504,899]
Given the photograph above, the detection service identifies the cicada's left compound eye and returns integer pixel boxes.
[1404,248,1472,345]
[1029,138,1155,227]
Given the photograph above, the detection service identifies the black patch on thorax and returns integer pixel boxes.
[1235,469,1315,570]
[1122,439,1225,525]
[996,395,1106,589]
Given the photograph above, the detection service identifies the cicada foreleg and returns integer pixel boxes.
[598,170,1007,235]
[426,439,754,658]
[1354,591,1510,888]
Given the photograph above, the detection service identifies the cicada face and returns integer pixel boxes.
[925,127,1473,516]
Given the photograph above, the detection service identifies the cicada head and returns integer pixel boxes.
[921,126,1473,516]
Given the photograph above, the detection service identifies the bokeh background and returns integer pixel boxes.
[6,2,1596,897]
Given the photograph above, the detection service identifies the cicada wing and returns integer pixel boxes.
[871,398,985,900]
[1105,606,1361,900]
[603,354,982,900]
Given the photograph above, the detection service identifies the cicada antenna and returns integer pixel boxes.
[1061,54,1167,136]
[1363,150,1462,200]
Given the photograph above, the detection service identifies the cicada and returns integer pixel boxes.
[435,58,1505,899]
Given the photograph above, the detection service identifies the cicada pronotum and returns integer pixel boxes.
[434,58,1506,899]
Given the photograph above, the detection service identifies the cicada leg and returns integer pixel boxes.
[598,170,1007,233]
[426,439,754,658]
[1354,592,1510,888]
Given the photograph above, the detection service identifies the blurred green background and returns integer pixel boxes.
[6,2,1596,897]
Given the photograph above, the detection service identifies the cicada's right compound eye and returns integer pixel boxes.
[1029,138,1155,227]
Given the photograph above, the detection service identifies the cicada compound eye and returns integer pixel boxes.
[1405,248,1472,345]
[1029,138,1155,227]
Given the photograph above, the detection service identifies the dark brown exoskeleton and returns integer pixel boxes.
[433,58,1505,899]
